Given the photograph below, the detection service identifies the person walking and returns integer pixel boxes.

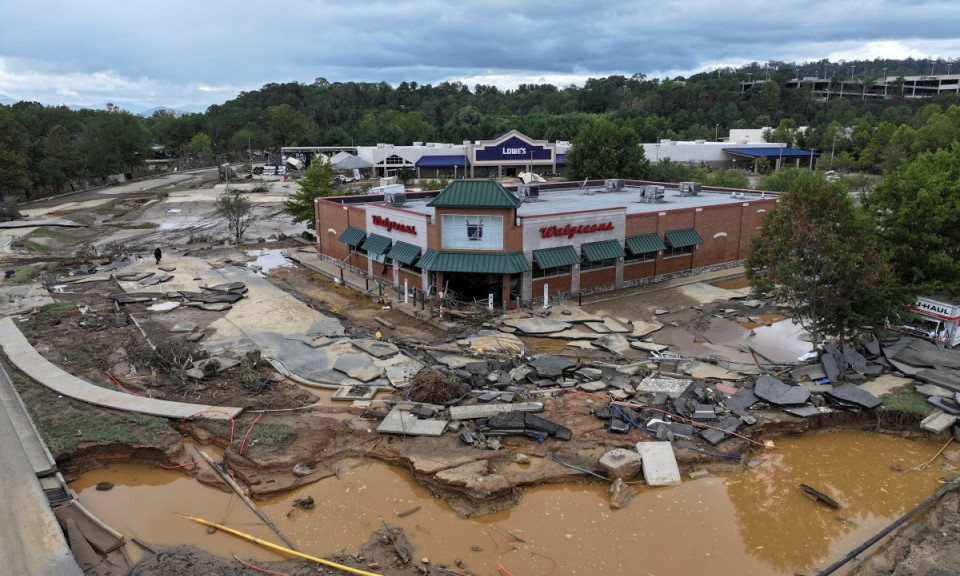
[154,247,162,265]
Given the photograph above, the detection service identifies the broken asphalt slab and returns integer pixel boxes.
[754,374,811,405]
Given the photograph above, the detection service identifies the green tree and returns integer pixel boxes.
[215,191,255,245]
[746,172,900,348]
[564,118,648,179]
[282,154,335,227]
[188,132,213,163]
[266,104,313,147]
[80,108,148,176]
[0,109,32,198]
[862,142,960,296]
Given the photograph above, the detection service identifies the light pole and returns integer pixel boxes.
[715,124,720,141]
[830,131,838,170]
[882,67,888,97]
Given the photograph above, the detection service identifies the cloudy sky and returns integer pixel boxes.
[3,0,959,113]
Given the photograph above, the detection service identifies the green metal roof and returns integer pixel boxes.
[426,180,521,209]
[385,241,422,265]
[415,250,530,274]
[338,226,366,246]
[361,233,392,256]
[625,233,666,254]
[581,240,625,262]
[532,246,580,268]
[664,228,704,248]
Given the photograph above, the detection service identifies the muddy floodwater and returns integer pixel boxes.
[71,431,950,575]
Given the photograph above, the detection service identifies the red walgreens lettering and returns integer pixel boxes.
[539,221,613,239]
[372,216,416,234]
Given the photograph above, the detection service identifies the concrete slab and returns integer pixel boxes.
[629,320,663,339]
[584,321,611,334]
[915,383,955,398]
[501,317,571,334]
[0,282,54,316]
[0,365,55,476]
[635,441,682,486]
[333,353,382,382]
[921,410,957,433]
[377,406,448,436]
[678,282,743,305]
[456,331,526,355]
[549,328,603,340]
[449,402,544,420]
[352,338,400,359]
[754,374,811,405]
[331,385,378,402]
[593,333,631,355]
[678,359,742,381]
[599,448,643,480]
[825,383,881,409]
[631,340,671,353]
[635,376,692,399]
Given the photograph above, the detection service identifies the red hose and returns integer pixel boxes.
[239,413,263,455]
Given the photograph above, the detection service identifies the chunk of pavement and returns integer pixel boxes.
[377,406,448,436]
[821,353,841,383]
[692,404,717,420]
[584,321,611,334]
[109,293,157,304]
[921,410,958,434]
[528,354,577,377]
[653,421,695,439]
[608,417,630,434]
[448,402,543,420]
[927,396,960,415]
[459,430,475,444]
[577,367,603,381]
[200,302,233,311]
[629,319,663,339]
[678,359,742,381]
[484,411,571,440]
[307,336,337,348]
[181,291,244,304]
[700,415,744,445]
[594,406,613,420]
[915,383,955,398]
[307,318,346,338]
[754,374,811,405]
[635,376,693,399]
[500,317,571,334]
[184,332,204,342]
[724,388,758,411]
[204,282,247,294]
[790,363,828,384]
[914,369,960,394]
[170,323,198,333]
[352,338,400,359]
[185,368,206,380]
[635,442,682,486]
[843,346,869,373]
[608,478,636,509]
[331,385,377,401]
[599,448,643,480]
[784,406,823,418]
[593,333,632,355]
[630,341,671,353]
[824,383,882,409]
[332,353,382,382]
[411,405,436,418]
[579,381,607,392]
[158,266,176,272]
[477,391,500,402]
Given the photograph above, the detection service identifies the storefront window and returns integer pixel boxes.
[663,245,693,258]
[581,257,617,271]
[441,214,504,250]
[532,264,571,278]
[625,251,657,263]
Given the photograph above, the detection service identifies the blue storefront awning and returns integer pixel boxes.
[416,155,470,168]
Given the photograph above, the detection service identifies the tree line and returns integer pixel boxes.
[2,56,960,201]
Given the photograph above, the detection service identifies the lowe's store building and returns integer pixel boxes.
[314,177,777,308]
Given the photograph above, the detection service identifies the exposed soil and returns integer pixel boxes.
[3,179,959,576]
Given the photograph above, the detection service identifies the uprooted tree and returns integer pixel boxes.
[745,172,903,349]
[215,190,255,245]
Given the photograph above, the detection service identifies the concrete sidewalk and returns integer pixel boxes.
[0,365,82,576]
[0,316,242,420]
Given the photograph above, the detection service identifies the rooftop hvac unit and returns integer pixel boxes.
[678,181,702,196]
[384,191,407,206]
[604,179,624,191]
[517,184,540,200]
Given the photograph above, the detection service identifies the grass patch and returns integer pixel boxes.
[7,262,55,284]
[240,422,295,447]
[31,301,78,323]
[880,385,930,415]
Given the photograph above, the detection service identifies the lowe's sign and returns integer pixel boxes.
[475,136,552,162]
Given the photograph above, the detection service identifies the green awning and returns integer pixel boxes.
[338,226,366,247]
[416,250,530,274]
[385,241,422,265]
[625,234,666,254]
[581,240,625,262]
[361,233,392,256]
[532,246,580,269]
[664,228,704,248]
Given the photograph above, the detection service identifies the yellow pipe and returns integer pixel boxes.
[177,514,385,576]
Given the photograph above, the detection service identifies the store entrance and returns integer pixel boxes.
[443,273,503,307]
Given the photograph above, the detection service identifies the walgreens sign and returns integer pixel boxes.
[539,222,614,239]
[371,216,416,234]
